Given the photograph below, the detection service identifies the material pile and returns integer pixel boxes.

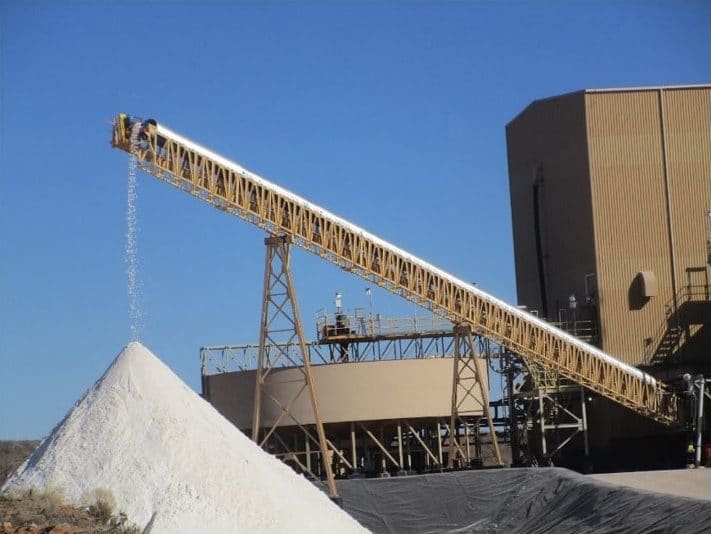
[2,342,367,533]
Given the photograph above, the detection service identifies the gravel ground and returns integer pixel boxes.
[589,468,711,501]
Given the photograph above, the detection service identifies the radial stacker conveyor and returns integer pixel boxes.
[111,114,682,427]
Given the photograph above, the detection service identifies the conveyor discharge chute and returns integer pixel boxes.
[111,114,682,426]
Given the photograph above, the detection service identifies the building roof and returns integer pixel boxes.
[507,83,711,126]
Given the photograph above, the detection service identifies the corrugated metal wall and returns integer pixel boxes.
[505,92,597,320]
[586,87,711,365]
[664,88,711,288]
[663,88,711,361]
[585,90,672,364]
[507,86,710,368]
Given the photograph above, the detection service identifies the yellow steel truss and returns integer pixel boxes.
[111,116,681,426]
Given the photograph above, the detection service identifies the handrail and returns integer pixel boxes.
[315,312,453,341]
[645,283,710,364]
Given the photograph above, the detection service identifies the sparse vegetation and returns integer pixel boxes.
[86,487,116,525]
[0,490,142,533]
[0,442,142,533]
[1,486,139,533]
[26,486,65,514]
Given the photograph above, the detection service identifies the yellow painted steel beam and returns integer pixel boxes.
[110,115,682,426]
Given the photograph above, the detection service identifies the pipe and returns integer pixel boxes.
[532,179,550,318]
[658,89,681,331]
[695,376,705,467]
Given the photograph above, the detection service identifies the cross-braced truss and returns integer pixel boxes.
[449,324,503,467]
[251,235,337,497]
[518,361,589,464]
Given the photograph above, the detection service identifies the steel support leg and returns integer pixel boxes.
[251,234,338,497]
[449,324,503,467]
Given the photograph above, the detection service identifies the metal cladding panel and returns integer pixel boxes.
[204,358,487,429]
[664,88,711,364]
[585,88,711,366]
[664,88,711,286]
[505,92,596,319]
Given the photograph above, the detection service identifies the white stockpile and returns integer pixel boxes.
[2,342,367,533]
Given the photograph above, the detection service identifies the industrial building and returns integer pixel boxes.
[506,85,711,467]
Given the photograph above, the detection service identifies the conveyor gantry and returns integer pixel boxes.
[111,114,682,426]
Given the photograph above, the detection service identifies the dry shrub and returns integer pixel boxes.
[6,486,66,512]
[0,486,65,525]
[85,487,116,525]
[33,487,65,514]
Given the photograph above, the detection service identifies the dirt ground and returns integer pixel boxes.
[0,492,140,533]
[0,442,39,487]
[0,441,140,534]
[590,468,711,501]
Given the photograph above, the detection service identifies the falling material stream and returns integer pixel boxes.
[126,124,142,340]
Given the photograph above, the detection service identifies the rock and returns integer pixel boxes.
[14,524,39,534]
[1,521,13,534]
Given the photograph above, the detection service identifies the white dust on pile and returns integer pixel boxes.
[126,124,142,341]
[2,342,367,533]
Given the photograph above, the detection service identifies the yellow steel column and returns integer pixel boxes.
[450,324,503,467]
[251,235,338,498]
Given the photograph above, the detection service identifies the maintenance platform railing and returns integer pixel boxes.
[200,332,462,375]
[316,311,453,342]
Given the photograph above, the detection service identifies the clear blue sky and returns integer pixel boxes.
[1,1,708,439]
